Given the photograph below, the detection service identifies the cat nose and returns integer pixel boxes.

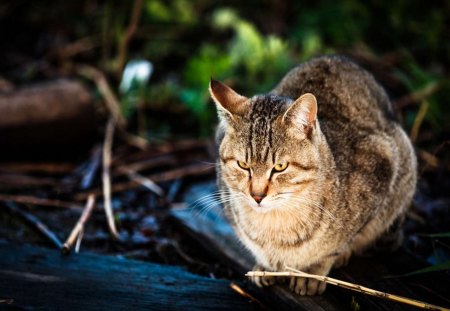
[251,192,266,204]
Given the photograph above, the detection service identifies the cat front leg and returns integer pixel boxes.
[289,257,334,295]
[250,264,277,287]
[333,245,352,268]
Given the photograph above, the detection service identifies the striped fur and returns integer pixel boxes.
[210,56,417,295]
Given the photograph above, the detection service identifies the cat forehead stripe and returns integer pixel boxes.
[247,95,285,162]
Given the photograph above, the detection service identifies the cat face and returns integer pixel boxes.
[210,80,321,213]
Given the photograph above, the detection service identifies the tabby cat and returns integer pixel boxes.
[209,55,417,295]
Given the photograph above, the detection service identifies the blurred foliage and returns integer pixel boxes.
[0,0,449,145]
[145,0,196,24]
[182,8,294,134]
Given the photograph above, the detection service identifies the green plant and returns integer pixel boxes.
[179,8,295,135]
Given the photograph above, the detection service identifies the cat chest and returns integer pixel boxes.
[237,226,322,269]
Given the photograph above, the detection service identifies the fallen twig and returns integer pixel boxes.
[62,194,96,254]
[75,227,84,253]
[418,150,439,169]
[128,163,214,185]
[102,117,119,239]
[230,282,268,310]
[76,64,148,150]
[6,203,63,249]
[0,299,13,305]
[0,162,75,174]
[113,155,177,177]
[116,0,144,77]
[0,173,58,188]
[420,140,450,175]
[117,129,149,150]
[76,65,125,127]
[0,194,83,210]
[50,36,99,60]
[75,163,214,201]
[112,139,209,165]
[117,167,164,197]
[246,267,450,311]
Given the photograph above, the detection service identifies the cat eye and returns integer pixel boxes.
[237,161,250,170]
[273,162,288,172]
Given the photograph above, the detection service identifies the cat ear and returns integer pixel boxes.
[209,79,248,119]
[282,93,317,131]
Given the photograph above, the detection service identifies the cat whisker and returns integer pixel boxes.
[189,190,243,220]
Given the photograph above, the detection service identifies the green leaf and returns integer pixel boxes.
[145,0,196,24]
[350,296,361,311]
[183,45,231,88]
[392,261,450,278]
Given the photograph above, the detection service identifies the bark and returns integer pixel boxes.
[0,79,97,159]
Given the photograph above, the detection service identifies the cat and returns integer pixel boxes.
[209,55,417,295]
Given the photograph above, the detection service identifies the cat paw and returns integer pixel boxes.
[250,265,276,287]
[289,260,333,295]
[289,276,326,295]
[333,249,352,268]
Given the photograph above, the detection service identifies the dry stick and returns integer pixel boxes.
[0,174,58,188]
[75,64,148,150]
[0,194,83,210]
[420,140,450,175]
[0,162,75,174]
[62,194,96,254]
[52,36,99,59]
[229,282,268,310]
[245,268,450,311]
[75,228,84,253]
[116,167,164,197]
[76,65,125,126]
[118,130,149,150]
[6,203,63,249]
[111,139,209,167]
[410,100,429,143]
[154,139,211,152]
[0,299,14,305]
[113,155,176,177]
[116,0,144,77]
[102,118,119,239]
[418,150,439,169]
[75,163,214,200]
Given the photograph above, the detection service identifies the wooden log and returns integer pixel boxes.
[0,79,96,158]
[0,79,92,129]
[0,241,256,310]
